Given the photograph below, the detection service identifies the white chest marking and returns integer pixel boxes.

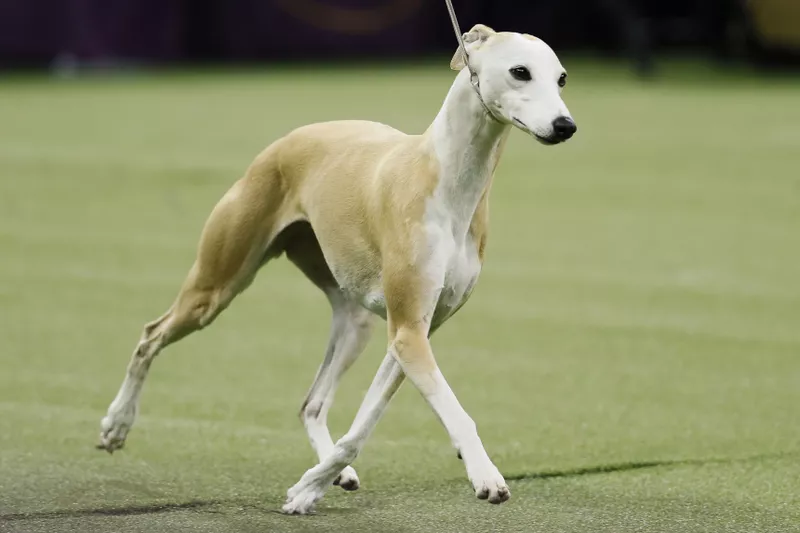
[422,198,483,329]
[435,233,482,326]
[350,69,509,327]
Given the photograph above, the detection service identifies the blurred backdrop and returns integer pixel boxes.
[0,0,799,73]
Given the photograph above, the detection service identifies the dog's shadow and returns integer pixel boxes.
[4,451,794,523]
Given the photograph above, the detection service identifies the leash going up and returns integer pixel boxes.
[442,0,498,120]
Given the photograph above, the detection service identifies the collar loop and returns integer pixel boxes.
[443,0,500,122]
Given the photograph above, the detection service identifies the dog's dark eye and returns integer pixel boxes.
[509,66,531,82]
[558,72,567,88]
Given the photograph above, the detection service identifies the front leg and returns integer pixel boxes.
[282,263,507,514]
[282,323,507,515]
[282,352,405,514]
[391,324,510,504]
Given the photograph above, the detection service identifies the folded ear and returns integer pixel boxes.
[449,24,496,71]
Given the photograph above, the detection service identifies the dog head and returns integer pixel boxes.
[451,24,576,145]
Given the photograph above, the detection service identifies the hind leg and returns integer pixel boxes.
[97,274,240,452]
[285,226,375,490]
[98,176,284,452]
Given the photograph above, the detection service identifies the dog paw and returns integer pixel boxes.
[470,466,510,504]
[333,466,360,491]
[282,482,326,515]
[96,406,136,453]
[283,460,344,515]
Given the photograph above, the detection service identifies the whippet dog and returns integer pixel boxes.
[98,24,577,514]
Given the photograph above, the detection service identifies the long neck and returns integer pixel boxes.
[425,69,511,239]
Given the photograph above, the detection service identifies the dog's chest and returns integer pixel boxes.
[353,231,481,325]
[430,232,482,327]
[346,170,488,327]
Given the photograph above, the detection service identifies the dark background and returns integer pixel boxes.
[0,0,798,73]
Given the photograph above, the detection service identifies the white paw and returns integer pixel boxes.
[282,461,343,515]
[469,464,510,504]
[282,480,327,515]
[333,466,360,491]
[96,404,136,453]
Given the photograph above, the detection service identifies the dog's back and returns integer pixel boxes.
[242,120,436,290]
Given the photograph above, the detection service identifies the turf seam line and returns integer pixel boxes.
[504,450,799,482]
[0,499,230,522]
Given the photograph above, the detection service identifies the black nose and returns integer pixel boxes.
[552,116,577,140]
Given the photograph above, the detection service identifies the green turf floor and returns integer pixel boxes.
[1,59,799,532]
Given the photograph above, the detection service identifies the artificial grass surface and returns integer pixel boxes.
[1,59,799,532]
